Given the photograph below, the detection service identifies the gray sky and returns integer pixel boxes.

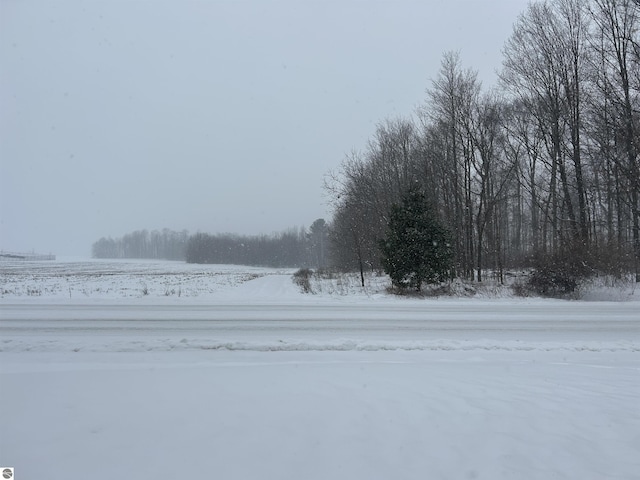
[1,0,529,256]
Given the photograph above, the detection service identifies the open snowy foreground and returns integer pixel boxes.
[1,259,639,479]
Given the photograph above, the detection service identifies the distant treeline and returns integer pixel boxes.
[91,219,329,268]
[186,219,328,268]
[92,229,188,261]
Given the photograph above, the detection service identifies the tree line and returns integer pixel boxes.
[185,219,329,268]
[326,0,640,283]
[92,229,189,260]
[92,220,329,268]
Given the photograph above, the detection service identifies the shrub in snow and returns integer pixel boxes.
[526,253,594,298]
[293,268,313,293]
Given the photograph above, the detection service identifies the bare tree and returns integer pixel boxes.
[468,93,517,282]
[590,0,640,280]
[502,0,593,254]
[420,51,481,278]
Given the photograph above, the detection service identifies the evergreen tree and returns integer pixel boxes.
[380,190,454,291]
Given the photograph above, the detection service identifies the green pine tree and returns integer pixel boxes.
[380,189,454,291]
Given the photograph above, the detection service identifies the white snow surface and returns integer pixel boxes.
[1,259,639,479]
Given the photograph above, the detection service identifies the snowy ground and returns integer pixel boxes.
[1,259,639,479]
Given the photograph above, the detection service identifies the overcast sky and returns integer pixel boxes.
[1,0,530,256]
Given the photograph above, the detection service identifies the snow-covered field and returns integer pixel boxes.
[1,259,639,479]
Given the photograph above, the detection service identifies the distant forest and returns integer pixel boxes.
[92,229,189,261]
[325,0,640,282]
[91,219,329,269]
[185,220,327,268]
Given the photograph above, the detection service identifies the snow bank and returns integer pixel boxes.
[2,337,638,354]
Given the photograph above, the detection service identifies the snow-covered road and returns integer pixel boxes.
[2,301,639,353]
